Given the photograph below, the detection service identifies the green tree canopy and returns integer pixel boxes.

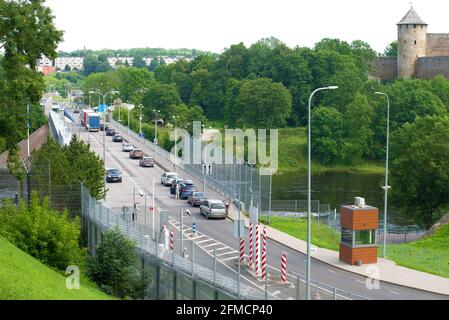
[141,82,181,120]
[391,115,449,228]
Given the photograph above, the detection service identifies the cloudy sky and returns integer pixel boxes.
[45,0,449,54]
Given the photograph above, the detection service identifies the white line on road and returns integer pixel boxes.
[356,279,365,285]
[390,290,400,295]
[327,269,336,274]
[221,256,239,262]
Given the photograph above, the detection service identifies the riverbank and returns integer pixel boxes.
[276,127,385,175]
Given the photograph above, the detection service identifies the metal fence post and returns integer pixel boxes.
[333,287,337,300]
[296,276,300,300]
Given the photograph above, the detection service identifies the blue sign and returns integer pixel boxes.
[97,104,108,113]
[139,133,144,138]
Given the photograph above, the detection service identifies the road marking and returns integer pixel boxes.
[327,269,336,274]
[197,239,216,245]
[271,290,281,296]
[221,256,239,262]
[390,290,400,295]
[216,251,238,257]
[356,279,365,285]
[203,243,220,249]
[207,246,229,253]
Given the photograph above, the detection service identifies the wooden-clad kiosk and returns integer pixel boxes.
[339,197,378,265]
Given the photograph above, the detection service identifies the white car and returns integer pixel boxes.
[161,172,178,186]
[122,143,134,152]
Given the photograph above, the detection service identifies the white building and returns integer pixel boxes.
[108,57,134,68]
[38,56,53,67]
[54,57,84,71]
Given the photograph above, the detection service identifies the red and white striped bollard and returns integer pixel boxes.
[261,226,267,280]
[255,223,260,276]
[239,238,245,265]
[249,223,253,271]
[169,230,174,251]
[281,252,287,284]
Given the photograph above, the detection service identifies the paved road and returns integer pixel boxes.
[70,114,448,300]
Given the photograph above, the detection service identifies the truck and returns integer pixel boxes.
[86,112,100,132]
[82,109,93,127]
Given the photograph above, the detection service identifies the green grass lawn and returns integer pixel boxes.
[259,216,340,251]
[0,237,112,300]
[260,216,449,278]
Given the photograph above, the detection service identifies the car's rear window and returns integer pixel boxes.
[194,192,205,197]
[183,185,196,190]
[211,203,225,209]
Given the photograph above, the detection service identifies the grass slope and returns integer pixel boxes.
[0,237,111,300]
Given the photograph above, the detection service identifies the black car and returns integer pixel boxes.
[170,177,185,194]
[187,192,207,207]
[99,123,105,131]
[112,134,123,142]
[106,128,115,136]
[106,168,122,183]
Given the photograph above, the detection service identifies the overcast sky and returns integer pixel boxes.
[45,0,449,54]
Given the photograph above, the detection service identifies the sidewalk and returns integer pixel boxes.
[225,206,449,296]
[115,119,449,296]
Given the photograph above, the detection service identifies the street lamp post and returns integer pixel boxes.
[153,109,160,161]
[172,115,179,172]
[375,92,391,259]
[138,105,144,148]
[90,90,119,199]
[306,86,338,300]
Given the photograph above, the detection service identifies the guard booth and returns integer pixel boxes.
[339,197,378,265]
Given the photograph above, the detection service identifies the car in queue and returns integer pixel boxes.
[129,148,144,159]
[179,181,197,200]
[187,192,207,207]
[200,199,227,219]
[112,134,123,142]
[106,127,115,136]
[106,168,122,183]
[139,156,154,167]
[122,143,134,152]
[170,177,185,194]
[161,172,178,186]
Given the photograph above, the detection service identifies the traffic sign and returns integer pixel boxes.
[234,219,245,238]
[202,164,213,175]
[139,132,144,138]
[192,216,197,235]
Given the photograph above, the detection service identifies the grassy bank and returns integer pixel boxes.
[0,237,112,300]
[259,216,340,251]
[259,216,449,278]
[276,127,385,174]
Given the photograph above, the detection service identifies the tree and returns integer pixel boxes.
[384,41,398,57]
[0,0,62,150]
[64,64,71,72]
[141,82,181,119]
[88,227,150,299]
[390,115,449,228]
[83,54,112,75]
[132,55,147,69]
[311,106,345,164]
[116,67,154,105]
[82,72,121,102]
[147,57,160,71]
[168,103,206,134]
[342,93,375,164]
[235,78,292,128]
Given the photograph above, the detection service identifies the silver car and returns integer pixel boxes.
[200,199,227,219]
[161,172,178,186]
[122,143,134,152]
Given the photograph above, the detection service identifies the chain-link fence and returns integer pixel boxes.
[81,183,269,300]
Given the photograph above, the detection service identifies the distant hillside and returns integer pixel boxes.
[0,237,111,300]
[58,47,217,58]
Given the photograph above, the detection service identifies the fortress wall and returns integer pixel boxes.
[416,56,449,79]
[426,33,449,56]
[372,57,397,81]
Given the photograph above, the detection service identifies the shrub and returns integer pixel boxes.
[0,193,85,271]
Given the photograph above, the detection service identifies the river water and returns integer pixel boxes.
[272,171,414,226]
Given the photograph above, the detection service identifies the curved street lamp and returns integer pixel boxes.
[306,86,338,300]
[375,91,391,259]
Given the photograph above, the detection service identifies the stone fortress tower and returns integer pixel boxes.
[397,7,428,78]
[374,6,449,80]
